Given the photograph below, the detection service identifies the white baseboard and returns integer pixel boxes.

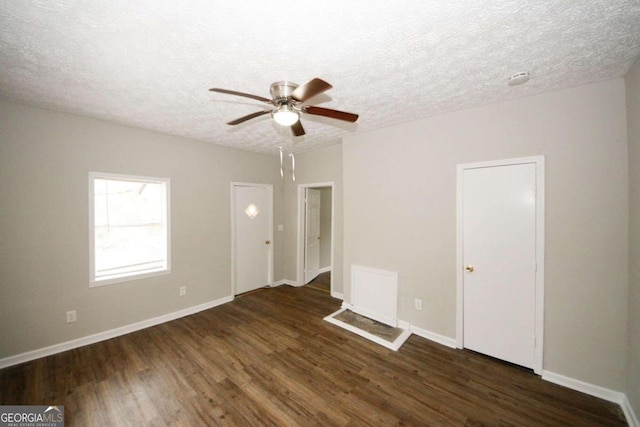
[341,300,458,349]
[330,291,344,300]
[336,305,457,350]
[270,280,287,287]
[542,370,638,427]
[272,279,300,287]
[0,295,234,370]
[409,324,457,349]
[622,395,640,427]
[542,370,625,402]
[318,266,332,274]
[276,279,342,300]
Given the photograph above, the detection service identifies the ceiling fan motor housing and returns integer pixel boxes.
[270,81,299,104]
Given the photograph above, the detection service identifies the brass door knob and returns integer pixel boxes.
[465,265,474,272]
[265,240,271,245]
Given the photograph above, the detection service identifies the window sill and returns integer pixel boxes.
[90,268,171,288]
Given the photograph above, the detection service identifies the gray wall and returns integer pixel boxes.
[0,100,283,359]
[343,79,629,391]
[282,144,343,294]
[320,187,332,269]
[626,58,640,418]
[2,74,636,414]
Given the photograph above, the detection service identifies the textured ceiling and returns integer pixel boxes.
[1,1,639,155]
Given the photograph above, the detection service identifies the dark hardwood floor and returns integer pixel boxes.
[306,271,331,294]
[0,286,626,426]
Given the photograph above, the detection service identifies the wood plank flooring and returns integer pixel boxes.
[0,285,627,426]
[306,271,331,293]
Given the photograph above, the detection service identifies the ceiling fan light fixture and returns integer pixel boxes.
[272,105,299,126]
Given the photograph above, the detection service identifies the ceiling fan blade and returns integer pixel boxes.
[303,106,359,122]
[209,88,272,104]
[227,110,271,125]
[290,78,333,103]
[291,120,305,137]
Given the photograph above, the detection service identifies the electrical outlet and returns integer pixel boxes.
[414,299,423,311]
[179,286,187,296]
[66,310,77,323]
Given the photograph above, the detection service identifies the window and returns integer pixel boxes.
[89,172,170,286]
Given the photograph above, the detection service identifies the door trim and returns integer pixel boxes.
[230,182,274,296]
[304,188,321,284]
[456,156,545,374]
[296,182,335,296]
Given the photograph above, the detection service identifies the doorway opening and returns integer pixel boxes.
[297,182,335,297]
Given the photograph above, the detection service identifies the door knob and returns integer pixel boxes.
[465,265,474,272]
[265,240,271,245]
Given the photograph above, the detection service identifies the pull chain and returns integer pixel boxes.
[278,123,296,181]
[289,123,296,181]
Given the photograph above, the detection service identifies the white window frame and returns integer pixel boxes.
[89,172,171,287]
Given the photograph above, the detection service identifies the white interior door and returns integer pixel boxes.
[462,163,537,369]
[232,184,272,295]
[304,188,321,284]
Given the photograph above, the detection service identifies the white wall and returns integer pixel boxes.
[625,58,640,418]
[343,79,629,391]
[0,100,282,360]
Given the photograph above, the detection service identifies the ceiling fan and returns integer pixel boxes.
[209,78,359,137]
